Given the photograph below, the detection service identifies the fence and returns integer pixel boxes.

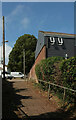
[38,79,76,101]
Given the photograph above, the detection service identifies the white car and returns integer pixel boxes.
[11,72,24,79]
[2,71,13,79]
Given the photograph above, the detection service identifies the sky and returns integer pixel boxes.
[2,2,74,47]
[0,2,74,64]
[0,44,12,65]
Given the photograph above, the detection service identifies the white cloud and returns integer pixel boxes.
[6,4,24,23]
[0,18,2,32]
[12,5,24,16]
[0,44,12,65]
[0,17,2,42]
[6,4,30,30]
[21,17,30,29]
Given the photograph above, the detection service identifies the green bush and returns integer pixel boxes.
[60,56,76,102]
[35,63,43,80]
[35,56,76,103]
[35,56,63,83]
[60,56,76,89]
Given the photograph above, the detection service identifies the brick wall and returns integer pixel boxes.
[29,46,46,82]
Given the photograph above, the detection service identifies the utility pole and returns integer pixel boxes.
[3,16,5,79]
[23,49,25,78]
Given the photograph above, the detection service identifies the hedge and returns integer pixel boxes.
[60,56,76,90]
[35,56,76,102]
[35,56,63,83]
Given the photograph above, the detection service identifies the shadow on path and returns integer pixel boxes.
[27,105,76,120]
[2,79,32,119]
[21,104,76,120]
[2,79,76,120]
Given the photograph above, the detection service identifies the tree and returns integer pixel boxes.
[8,34,37,74]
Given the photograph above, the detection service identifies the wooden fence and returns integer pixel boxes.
[38,79,76,101]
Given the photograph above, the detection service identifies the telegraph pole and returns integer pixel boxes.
[23,49,25,78]
[3,16,5,79]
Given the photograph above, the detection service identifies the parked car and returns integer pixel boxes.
[11,72,24,79]
[2,71,13,79]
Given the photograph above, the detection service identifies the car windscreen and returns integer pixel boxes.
[19,72,22,75]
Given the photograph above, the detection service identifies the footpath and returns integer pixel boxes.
[2,78,75,119]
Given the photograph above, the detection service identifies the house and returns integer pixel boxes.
[29,31,75,82]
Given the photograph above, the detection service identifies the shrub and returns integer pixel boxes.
[60,56,76,89]
[35,56,76,103]
[35,56,63,83]
[60,56,76,102]
[35,63,42,80]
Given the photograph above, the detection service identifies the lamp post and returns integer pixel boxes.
[3,16,8,79]
[3,16,5,79]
